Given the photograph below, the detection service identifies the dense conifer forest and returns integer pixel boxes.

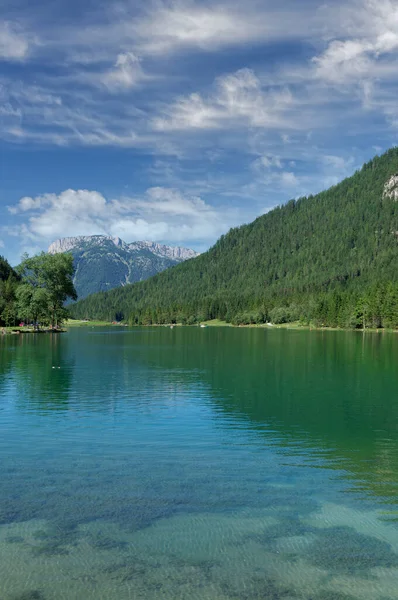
[70,147,398,328]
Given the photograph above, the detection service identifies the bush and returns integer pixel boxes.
[269,306,291,324]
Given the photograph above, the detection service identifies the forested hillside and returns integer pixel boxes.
[70,148,398,329]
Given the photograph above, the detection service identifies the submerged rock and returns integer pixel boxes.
[305,526,398,574]
[11,591,46,600]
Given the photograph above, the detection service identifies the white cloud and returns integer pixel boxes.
[134,5,246,53]
[312,39,372,84]
[153,68,294,131]
[8,195,48,214]
[253,155,282,170]
[312,0,398,86]
[7,187,238,248]
[102,52,144,90]
[0,21,30,61]
[0,78,148,148]
[0,240,4,248]
[322,155,354,170]
[279,172,299,187]
[118,2,314,56]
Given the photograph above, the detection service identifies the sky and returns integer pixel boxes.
[1,0,398,264]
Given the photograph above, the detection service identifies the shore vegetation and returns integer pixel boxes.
[0,253,77,330]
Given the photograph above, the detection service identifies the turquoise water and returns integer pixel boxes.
[1,326,398,599]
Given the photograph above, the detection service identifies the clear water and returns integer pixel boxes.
[1,326,398,599]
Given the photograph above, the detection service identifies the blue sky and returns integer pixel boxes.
[1,0,398,264]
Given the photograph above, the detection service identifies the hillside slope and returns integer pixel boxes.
[48,236,198,300]
[70,148,398,328]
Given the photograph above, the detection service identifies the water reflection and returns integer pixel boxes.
[2,327,398,507]
[1,333,73,411]
[2,327,398,599]
[65,327,398,508]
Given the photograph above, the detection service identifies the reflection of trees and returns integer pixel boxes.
[3,326,398,505]
[11,333,74,412]
[0,335,19,397]
[126,328,398,506]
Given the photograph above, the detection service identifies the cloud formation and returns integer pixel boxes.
[7,187,238,249]
[153,69,294,131]
[1,0,398,149]
[102,52,144,90]
[0,21,30,60]
[312,0,398,86]
[129,3,307,54]
[2,0,398,262]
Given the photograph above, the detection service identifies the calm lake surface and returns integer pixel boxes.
[1,327,398,599]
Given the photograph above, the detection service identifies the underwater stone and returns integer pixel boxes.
[306,526,398,574]
[11,591,46,600]
[314,592,358,600]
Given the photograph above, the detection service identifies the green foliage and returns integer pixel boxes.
[0,255,18,281]
[0,256,20,326]
[70,147,398,329]
[1,252,78,328]
[17,252,77,327]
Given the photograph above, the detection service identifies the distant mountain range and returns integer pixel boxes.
[48,236,198,300]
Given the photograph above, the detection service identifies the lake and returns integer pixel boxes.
[1,326,398,599]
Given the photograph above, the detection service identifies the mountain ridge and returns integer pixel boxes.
[48,235,198,261]
[48,235,198,300]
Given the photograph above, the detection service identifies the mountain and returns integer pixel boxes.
[48,235,198,300]
[70,148,398,329]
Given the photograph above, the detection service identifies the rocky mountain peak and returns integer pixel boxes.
[48,235,125,254]
[128,241,199,261]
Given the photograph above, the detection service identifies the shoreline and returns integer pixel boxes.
[3,319,396,335]
[1,327,67,335]
[61,319,398,335]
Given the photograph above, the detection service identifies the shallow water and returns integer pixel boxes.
[1,326,398,599]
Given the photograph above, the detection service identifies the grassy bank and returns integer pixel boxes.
[65,319,113,327]
[200,320,396,333]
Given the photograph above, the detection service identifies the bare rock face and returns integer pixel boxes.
[128,241,199,261]
[48,236,124,254]
[383,175,398,200]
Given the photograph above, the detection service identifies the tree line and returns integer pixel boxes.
[69,147,398,330]
[0,253,76,328]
